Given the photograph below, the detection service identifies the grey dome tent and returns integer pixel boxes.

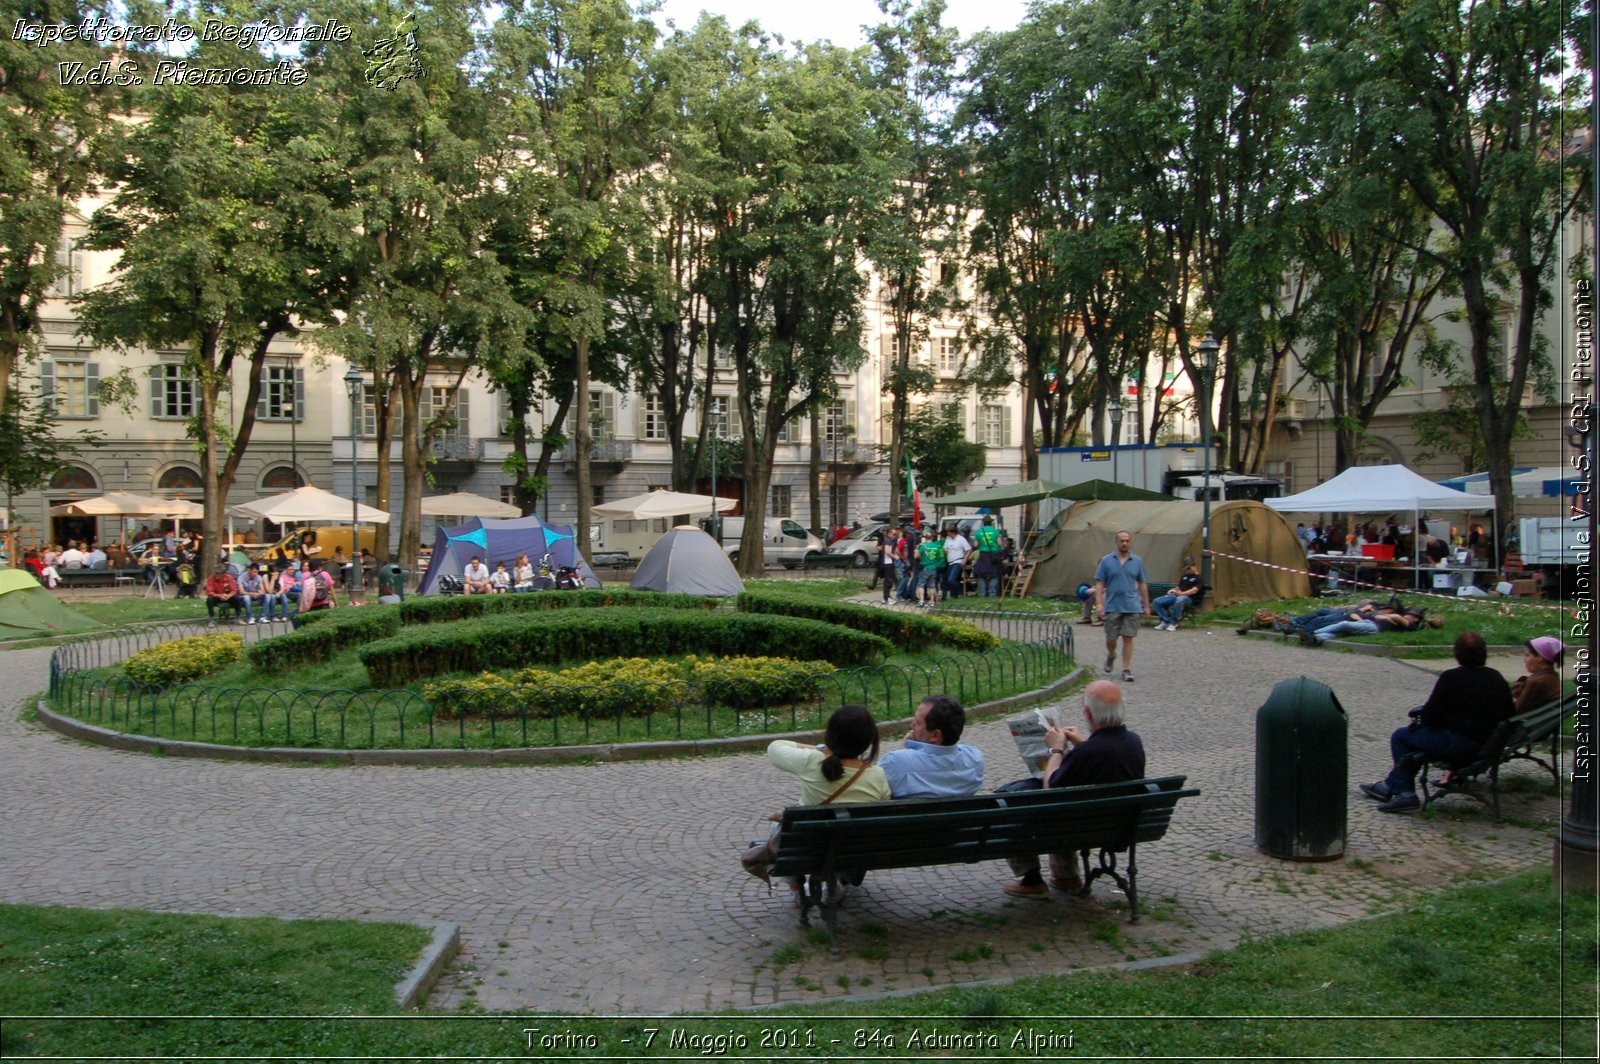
[629,526,745,597]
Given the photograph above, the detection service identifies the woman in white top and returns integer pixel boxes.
[512,552,535,592]
[766,704,889,806]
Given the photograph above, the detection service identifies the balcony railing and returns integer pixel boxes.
[558,437,635,463]
[429,436,477,462]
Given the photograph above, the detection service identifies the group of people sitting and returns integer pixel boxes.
[203,558,337,623]
[459,553,555,594]
[872,517,1016,605]
[760,680,1141,900]
[26,541,133,587]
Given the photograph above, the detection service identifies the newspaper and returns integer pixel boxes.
[1006,707,1059,778]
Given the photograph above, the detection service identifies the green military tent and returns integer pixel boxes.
[0,569,101,637]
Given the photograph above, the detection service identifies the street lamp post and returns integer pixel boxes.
[1108,396,1123,486]
[1198,336,1221,594]
[343,367,362,594]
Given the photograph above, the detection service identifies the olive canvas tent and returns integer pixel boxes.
[1026,500,1310,605]
[629,527,744,597]
[0,569,100,637]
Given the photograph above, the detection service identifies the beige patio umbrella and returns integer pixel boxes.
[48,490,179,517]
[592,490,738,520]
[418,491,521,519]
[228,484,390,524]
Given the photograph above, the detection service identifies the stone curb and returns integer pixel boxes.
[395,922,461,1010]
[32,670,1085,767]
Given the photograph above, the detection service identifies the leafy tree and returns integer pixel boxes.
[485,0,658,562]
[1369,0,1588,557]
[0,1,125,411]
[76,2,353,564]
[308,0,528,570]
[900,403,983,494]
[864,0,960,522]
[0,389,100,561]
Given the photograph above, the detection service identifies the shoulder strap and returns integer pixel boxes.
[821,762,869,804]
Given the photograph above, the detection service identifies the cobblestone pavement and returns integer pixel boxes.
[0,622,1566,1014]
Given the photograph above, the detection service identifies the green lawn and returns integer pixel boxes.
[2,870,1591,1058]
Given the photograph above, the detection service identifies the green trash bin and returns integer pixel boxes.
[377,563,405,601]
[1256,676,1347,861]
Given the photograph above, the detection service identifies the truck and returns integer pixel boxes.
[1038,442,1280,521]
[1517,516,1590,597]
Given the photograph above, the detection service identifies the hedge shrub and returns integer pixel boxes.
[360,608,888,687]
[398,589,717,627]
[125,633,244,687]
[735,592,1000,652]
[424,655,834,719]
[246,605,403,672]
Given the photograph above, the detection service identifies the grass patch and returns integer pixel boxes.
[14,869,1587,1059]
[68,598,211,627]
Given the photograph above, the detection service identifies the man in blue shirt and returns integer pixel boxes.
[879,695,986,798]
[1093,530,1152,683]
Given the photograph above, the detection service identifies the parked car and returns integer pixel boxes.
[698,516,826,568]
[823,522,889,569]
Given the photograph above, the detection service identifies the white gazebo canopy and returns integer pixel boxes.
[592,491,738,520]
[229,485,390,524]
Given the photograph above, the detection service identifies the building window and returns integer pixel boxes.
[979,404,1011,447]
[257,365,304,422]
[769,483,791,518]
[705,395,732,440]
[823,401,854,443]
[937,400,967,431]
[641,393,668,441]
[500,484,518,506]
[421,386,470,441]
[50,465,97,491]
[261,466,304,490]
[936,337,960,375]
[148,363,194,419]
[587,389,616,439]
[40,359,98,418]
[47,235,85,298]
[157,466,203,491]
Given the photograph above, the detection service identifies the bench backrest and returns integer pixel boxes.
[771,775,1197,876]
[1461,693,1575,771]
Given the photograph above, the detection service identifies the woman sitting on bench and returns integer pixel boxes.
[1513,637,1564,713]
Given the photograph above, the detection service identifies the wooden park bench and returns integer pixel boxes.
[1417,693,1574,818]
[767,775,1199,950]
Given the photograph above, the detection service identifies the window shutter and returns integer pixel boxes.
[39,362,54,408]
[86,362,99,417]
[294,368,304,421]
[69,245,85,296]
[455,388,469,434]
[149,365,163,418]
[256,373,268,420]
[634,394,646,438]
[843,399,856,434]
[1002,406,1012,447]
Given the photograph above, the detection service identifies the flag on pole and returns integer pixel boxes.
[906,455,922,528]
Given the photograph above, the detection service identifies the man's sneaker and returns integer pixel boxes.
[1121,670,1134,683]
[1297,629,1318,647]
[1376,792,1421,814]
[1103,651,1115,673]
[1358,781,1391,802]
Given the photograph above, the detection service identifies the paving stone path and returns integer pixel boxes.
[0,623,1565,1014]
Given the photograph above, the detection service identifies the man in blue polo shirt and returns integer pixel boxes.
[878,694,986,798]
[1094,529,1152,683]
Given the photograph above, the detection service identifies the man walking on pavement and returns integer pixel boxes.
[1094,530,1152,682]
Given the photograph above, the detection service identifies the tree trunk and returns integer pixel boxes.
[371,378,394,564]
[397,374,424,575]
[574,334,592,565]
[808,404,822,535]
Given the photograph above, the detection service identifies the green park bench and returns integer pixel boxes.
[767,775,1200,951]
[1417,693,1575,818]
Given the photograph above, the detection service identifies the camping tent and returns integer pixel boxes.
[415,515,601,595]
[937,478,1170,509]
[0,569,100,637]
[629,526,745,597]
[1027,500,1310,606]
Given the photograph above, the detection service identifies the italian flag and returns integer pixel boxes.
[906,455,922,528]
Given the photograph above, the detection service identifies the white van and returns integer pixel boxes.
[699,516,826,568]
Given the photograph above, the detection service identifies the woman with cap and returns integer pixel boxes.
[1513,637,1564,713]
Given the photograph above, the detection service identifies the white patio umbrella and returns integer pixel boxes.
[228,484,390,524]
[418,491,521,519]
[592,490,738,520]
[48,490,183,517]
